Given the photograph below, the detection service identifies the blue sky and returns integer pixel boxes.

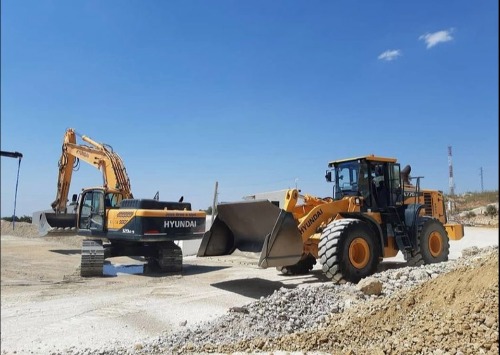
[1,1,498,217]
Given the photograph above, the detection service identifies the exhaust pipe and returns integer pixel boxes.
[197,200,303,268]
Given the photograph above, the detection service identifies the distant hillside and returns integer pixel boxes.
[446,190,499,227]
[447,190,499,211]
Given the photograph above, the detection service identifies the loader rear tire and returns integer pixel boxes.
[277,254,316,275]
[406,218,449,266]
[318,219,380,284]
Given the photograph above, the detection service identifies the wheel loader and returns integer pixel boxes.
[198,155,464,283]
[39,128,206,276]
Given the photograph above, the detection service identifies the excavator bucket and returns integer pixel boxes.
[197,200,303,268]
[38,212,77,236]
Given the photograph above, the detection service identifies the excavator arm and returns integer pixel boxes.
[51,129,77,213]
[51,128,133,213]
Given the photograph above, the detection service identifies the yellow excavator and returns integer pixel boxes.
[198,155,464,283]
[40,128,206,277]
[40,128,134,234]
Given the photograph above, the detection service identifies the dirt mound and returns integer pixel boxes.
[1,221,83,248]
[1,220,39,238]
[215,251,499,354]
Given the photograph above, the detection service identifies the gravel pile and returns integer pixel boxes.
[58,245,498,355]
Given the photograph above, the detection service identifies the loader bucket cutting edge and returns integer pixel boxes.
[38,212,78,237]
[197,200,303,268]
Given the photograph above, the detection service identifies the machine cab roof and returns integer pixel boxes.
[328,155,397,168]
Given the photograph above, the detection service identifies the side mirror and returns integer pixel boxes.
[325,171,332,182]
[72,194,78,202]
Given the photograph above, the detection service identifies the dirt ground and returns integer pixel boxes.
[0,221,345,353]
[1,221,498,354]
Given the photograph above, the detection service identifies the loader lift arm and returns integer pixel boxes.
[51,128,133,213]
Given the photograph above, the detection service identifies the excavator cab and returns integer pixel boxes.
[78,188,106,231]
[77,187,125,233]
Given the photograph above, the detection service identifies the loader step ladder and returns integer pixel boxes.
[394,227,413,255]
[388,206,414,259]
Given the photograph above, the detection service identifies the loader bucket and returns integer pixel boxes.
[38,212,77,237]
[197,200,303,268]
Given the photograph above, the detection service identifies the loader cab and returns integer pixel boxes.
[328,157,403,212]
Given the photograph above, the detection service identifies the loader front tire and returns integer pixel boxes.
[318,219,380,284]
[406,218,449,266]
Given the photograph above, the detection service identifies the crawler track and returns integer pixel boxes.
[80,239,105,277]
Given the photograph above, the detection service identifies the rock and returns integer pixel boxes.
[229,307,249,314]
[462,246,480,257]
[357,277,383,296]
[483,316,496,328]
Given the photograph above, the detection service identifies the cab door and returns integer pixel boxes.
[388,163,403,206]
[78,189,105,233]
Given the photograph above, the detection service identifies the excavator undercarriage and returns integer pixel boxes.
[80,240,184,276]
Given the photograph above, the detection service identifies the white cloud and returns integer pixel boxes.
[419,28,454,49]
[378,49,402,61]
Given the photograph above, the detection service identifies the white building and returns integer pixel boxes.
[242,189,289,208]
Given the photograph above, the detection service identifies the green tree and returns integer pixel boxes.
[485,205,498,217]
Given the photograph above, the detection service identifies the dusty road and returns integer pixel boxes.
[1,225,498,354]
